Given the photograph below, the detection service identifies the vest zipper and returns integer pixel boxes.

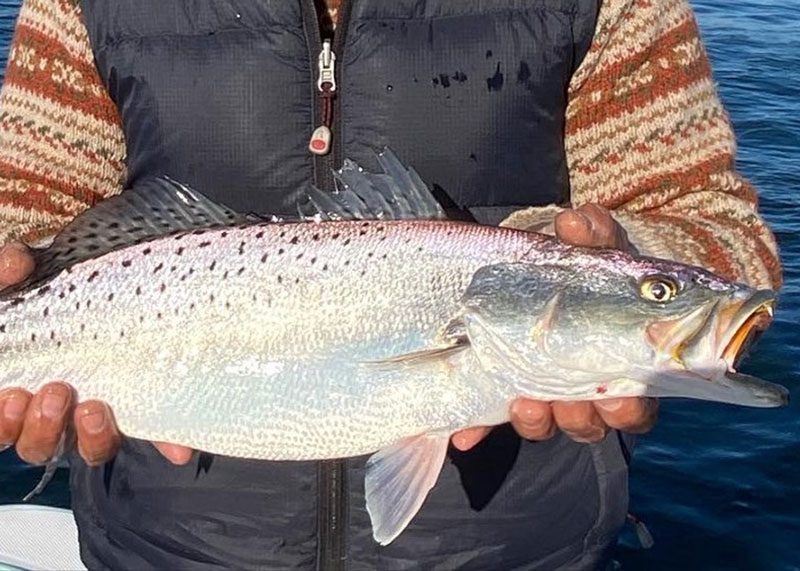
[309,39,336,156]
[301,4,353,569]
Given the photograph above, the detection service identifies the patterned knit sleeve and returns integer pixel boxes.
[0,0,126,246]
[502,0,782,289]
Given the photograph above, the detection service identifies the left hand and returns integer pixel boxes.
[451,203,658,451]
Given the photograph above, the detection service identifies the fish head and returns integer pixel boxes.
[460,253,788,407]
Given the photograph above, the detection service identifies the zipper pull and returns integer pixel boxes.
[310,39,336,156]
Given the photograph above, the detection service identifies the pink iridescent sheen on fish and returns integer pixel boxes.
[0,150,787,545]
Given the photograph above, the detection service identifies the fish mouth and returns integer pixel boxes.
[651,289,789,408]
[716,290,776,372]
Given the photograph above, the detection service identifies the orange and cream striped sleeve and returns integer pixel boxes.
[503,0,782,289]
[0,0,126,247]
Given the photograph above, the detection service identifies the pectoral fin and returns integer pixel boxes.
[365,432,450,545]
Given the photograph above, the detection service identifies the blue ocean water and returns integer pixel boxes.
[0,1,797,569]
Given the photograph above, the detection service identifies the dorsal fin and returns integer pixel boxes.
[2,178,246,298]
[299,148,446,221]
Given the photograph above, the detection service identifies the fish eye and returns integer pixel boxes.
[639,275,679,303]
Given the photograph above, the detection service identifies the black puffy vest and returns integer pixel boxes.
[70,2,633,570]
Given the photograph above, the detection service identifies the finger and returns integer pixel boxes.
[0,389,33,447]
[450,426,492,452]
[551,401,609,443]
[594,398,659,434]
[575,204,616,245]
[74,401,121,466]
[16,382,73,465]
[509,399,557,441]
[0,243,35,288]
[554,210,593,247]
[152,442,194,465]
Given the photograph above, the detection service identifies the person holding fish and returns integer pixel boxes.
[0,0,783,569]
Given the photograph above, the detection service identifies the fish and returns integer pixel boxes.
[0,149,788,545]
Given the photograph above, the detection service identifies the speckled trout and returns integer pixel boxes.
[0,150,787,544]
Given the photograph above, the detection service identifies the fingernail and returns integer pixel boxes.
[2,396,27,421]
[567,428,606,443]
[595,398,624,412]
[80,407,106,435]
[41,386,68,419]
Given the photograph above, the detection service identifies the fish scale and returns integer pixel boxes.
[1,220,539,458]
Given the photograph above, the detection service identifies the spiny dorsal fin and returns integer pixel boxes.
[2,178,246,298]
[299,148,446,221]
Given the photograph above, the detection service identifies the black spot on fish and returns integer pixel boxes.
[57,341,62,348]
[59,292,65,299]
[160,283,166,293]
[469,153,477,162]
[107,293,114,302]
[43,307,49,317]
[157,312,162,320]
[108,222,120,229]
[278,248,285,255]
[170,265,177,273]
[223,270,229,279]
[120,331,125,338]
[453,70,468,83]
[209,261,216,271]
[256,231,264,239]
[190,303,196,311]
[290,236,299,245]
[67,236,78,244]
[277,275,283,284]
[135,286,141,296]
[50,331,56,340]
[87,270,100,283]
[31,333,36,342]
[86,244,101,252]
[344,238,351,246]
[0,324,4,333]
[75,301,80,310]
[199,241,211,248]
[280,231,286,239]
[80,324,85,332]
[237,267,245,275]
[261,253,268,263]
[486,49,493,58]
[296,253,304,260]
[322,263,328,271]
[68,284,76,292]
[310,257,317,264]
[432,77,439,86]
[368,252,374,258]
[122,260,132,268]
[295,277,300,285]
[153,262,164,274]
[382,254,388,259]
[85,232,98,240]
[143,247,152,256]
[487,63,504,92]
[209,293,215,303]
[38,286,50,296]
[344,260,350,266]
[192,229,206,236]
[359,230,367,236]
[225,301,231,309]
[332,232,340,240]
[312,233,320,241]
[239,241,246,255]
[418,246,424,252]
[177,247,185,255]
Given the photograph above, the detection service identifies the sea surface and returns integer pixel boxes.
[0,1,798,569]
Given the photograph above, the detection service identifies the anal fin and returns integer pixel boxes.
[365,432,450,546]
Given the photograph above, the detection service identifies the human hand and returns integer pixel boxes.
[451,204,657,451]
[0,243,193,466]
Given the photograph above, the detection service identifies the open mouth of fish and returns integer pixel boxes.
[717,291,775,372]
[650,290,789,407]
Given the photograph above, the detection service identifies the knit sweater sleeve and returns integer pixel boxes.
[501,0,782,289]
[0,0,126,246]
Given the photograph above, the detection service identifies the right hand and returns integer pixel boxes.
[0,242,193,466]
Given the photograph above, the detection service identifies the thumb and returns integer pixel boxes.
[0,243,35,288]
[554,210,594,247]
